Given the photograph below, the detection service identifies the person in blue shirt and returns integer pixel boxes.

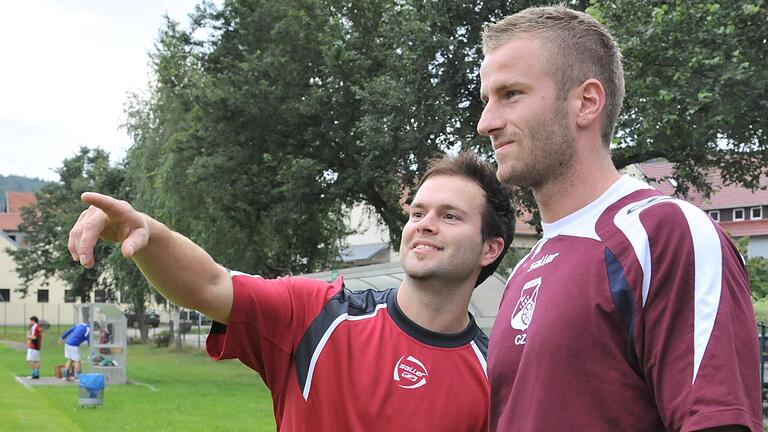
[59,322,89,381]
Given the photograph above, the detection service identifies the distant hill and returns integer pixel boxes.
[0,175,49,211]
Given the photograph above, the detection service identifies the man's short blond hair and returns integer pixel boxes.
[482,5,624,147]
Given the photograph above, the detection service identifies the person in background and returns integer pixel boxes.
[477,5,761,432]
[59,321,90,381]
[26,316,42,379]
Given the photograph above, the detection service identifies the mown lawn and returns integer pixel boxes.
[0,326,275,431]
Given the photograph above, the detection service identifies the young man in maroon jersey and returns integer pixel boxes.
[67,152,515,431]
[26,315,42,379]
[478,5,761,432]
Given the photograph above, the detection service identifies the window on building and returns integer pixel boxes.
[733,208,745,221]
[751,206,763,220]
[37,289,49,303]
[64,290,76,303]
[94,290,106,303]
[708,210,720,222]
[0,289,9,302]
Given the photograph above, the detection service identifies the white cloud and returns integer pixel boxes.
[0,0,201,181]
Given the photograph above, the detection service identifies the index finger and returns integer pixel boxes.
[81,192,128,219]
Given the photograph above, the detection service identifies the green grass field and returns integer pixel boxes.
[0,327,275,431]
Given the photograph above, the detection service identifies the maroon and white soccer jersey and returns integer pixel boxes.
[28,323,41,350]
[207,274,490,431]
[488,175,762,432]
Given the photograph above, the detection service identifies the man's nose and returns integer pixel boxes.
[416,212,438,234]
[477,101,505,137]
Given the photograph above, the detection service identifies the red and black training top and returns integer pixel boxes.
[207,274,490,432]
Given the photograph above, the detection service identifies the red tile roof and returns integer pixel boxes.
[719,220,768,238]
[1,192,37,232]
[6,192,37,213]
[635,162,768,210]
[0,213,23,231]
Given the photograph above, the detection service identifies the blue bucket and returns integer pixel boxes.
[79,373,105,398]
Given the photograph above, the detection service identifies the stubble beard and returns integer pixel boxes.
[403,243,484,287]
[497,104,576,189]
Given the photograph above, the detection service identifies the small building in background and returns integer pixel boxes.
[0,192,75,326]
[0,191,36,244]
[627,161,768,258]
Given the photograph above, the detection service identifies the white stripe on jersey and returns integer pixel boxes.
[613,196,659,307]
[676,200,722,384]
[469,341,488,378]
[302,303,388,400]
[614,197,723,385]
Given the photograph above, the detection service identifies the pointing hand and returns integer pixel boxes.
[68,193,150,268]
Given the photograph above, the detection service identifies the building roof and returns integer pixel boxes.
[719,220,768,238]
[0,191,36,232]
[6,192,36,213]
[339,242,390,262]
[635,162,768,210]
[0,213,23,231]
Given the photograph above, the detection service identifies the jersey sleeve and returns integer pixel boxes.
[206,274,343,389]
[61,326,73,340]
[638,201,762,431]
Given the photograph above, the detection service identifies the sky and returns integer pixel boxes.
[1,0,203,181]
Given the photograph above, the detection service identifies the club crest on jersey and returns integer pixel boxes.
[510,277,542,331]
[393,355,428,389]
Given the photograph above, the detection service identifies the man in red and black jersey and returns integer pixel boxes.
[67,152,515,431]
[26,315,42,379]
[478,5,761,432]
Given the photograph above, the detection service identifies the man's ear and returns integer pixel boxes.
[573,78,605,129]
[480,236,506,267]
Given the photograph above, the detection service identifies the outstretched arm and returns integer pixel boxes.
[68,192,233,324]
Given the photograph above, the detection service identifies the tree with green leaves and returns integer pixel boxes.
[9,148,123,301]
[124,0,474,275]
[590,0,767,196]
[736,237,768,299]
[8,148,165,342]
[124,0,766,268]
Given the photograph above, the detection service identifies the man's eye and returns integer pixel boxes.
[411,212,424,219]
[505,90,521,99]
[444,213,457,220]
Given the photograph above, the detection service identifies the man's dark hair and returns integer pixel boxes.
[415,151,515,286]
[30,316,38,323]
